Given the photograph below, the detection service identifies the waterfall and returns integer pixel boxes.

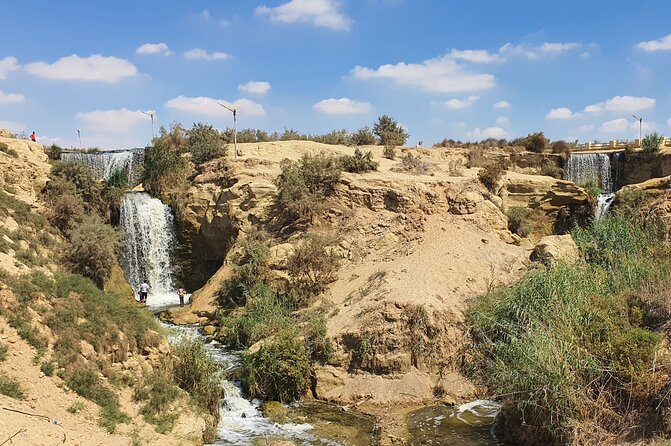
[61,149,144,184]
[120,192,178,307]
[564,153,617,221]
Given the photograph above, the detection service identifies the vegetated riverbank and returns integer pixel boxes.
[467,204,671,445]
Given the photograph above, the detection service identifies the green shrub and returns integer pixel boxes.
[478,163,505,192]
[62,217,120,288]
[540,160,563,179]
[523,132,548,153]
[240,331,311,402]
[40,361,56,376]
[373,115,409,147]
[383,145,396,160]
[304,314,333,362]
[188,123,227,166]
[315,129,352,146]
[615,187,647,220]
[642,132,664,153]
[550,140,572,160]
[579,179,602,201]
[66,368,129,432]
[133,372,181,433]
[352,127,376,146]
[506,207,532,237]
[106,168,128,189]
[286,235,340,306]
[45,144,63,161]
[50,193,86,234]
[0,142,18,157]
[0,374,26,399]
[172,338,223,416]
[67,401,86,414]
[340,149,379,173]
[142,124,190,196]
[218,237,270,307]
[0,343,7,361]
[274,153,342,222]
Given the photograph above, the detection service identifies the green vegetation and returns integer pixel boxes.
[62,217,120,287]
[615,187,647,220]
[506,206,532,237]
[580,179,602,201]
[274,153,342,223]
[396,152,431,174]
[522,132,549,153]
[172,338,223,417]
[540,159,563,179]
[550,140,572,160]
[478,163,504,192]
[373,115,409,147]
[0,343,7,361]
[67,401,86,414]
[642,132,664,153]
[218,235,271,307]
[383,145,396,160]
[340,148,379,173]
[287,235,339,307]
[133,371,181,433]
[0,142,18,157]
[45,144,63,161]
[142,124,190,196]
[468,215,670,444]
[352,126,376,146]
[0,374,26,399]
[106,168,129,189]
[187,122,227,166]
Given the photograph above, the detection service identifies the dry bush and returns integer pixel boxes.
[286,235,340,307]
[62,217,120,288]
[478,163,505,192]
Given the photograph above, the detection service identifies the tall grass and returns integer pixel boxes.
[468,215,670,444]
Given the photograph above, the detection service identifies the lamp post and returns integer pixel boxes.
[76,129,82,150]
[141,110,156,139]
[218,102,239,161]
[633,115,643,149]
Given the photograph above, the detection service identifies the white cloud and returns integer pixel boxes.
[136,42,172,56]
[37,135,62,146]
[579,51,590,59]
[599,118,630,133]
[499,41,581,60]
[313,98,372,114]
[493,101,511,109]
[635,34,671,52]
[0,56,19,80]
[584,95,655,113]
[546,107,582,120]
[448,49,503,63]
[467,127,509,139]
[238,81,271,95]
[0,121,25,133]
[219,19,232,27]
[352,55,495,93]
[183,48,231,61]
[76,108,148,133]
[577,124,595,133]
[495,116,509,125]
[24,54,138,83]
[0,90,25,104]
[633,120,658,133]
[255,0,352,31]
[440,95,480,110]
[165,96,266,117]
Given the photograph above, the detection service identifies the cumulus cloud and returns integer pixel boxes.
[493,101,511,109]
[448,49,503,63]
[635,34,671,52]
[0,120,25,133]
[499,42,581,60]
[577,124,595,133]
[136,42,172,56]
[440,95,480,110]
[467,127,509,139]
[0,90,25,104]
[495,116,509,125]
[546,107,582,120]
[76,108,148,133]
[24,54,138,83]
[165,96,265,118]
[238,81,271,95]
[352,55,495,93]
[0,56,19,80]
[255,0,352,31]
[313,98,372,114]
[599,118,630,133]
[183,49,231,61]
[584,95,655,113]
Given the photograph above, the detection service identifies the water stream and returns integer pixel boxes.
[564,152,622,221]
[61,149,144,184]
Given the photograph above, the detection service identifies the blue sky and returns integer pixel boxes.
[1,0,670,148]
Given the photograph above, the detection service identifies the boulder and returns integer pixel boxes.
[267,243,295,269]
[203,325,217,336]
[530,235,580,266]
[445,189,483,215]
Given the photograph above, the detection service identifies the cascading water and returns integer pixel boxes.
[120,192,179,307]
[61,149,144,184]
[564,153,617,221]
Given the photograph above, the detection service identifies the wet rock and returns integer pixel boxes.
[259,401,289,423]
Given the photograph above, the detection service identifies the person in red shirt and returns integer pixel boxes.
[30,132,36,142]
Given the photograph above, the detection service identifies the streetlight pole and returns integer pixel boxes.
[218,102,239,161]
[76,129,82,150]
[633,115,643,149]
[141,110,156,140]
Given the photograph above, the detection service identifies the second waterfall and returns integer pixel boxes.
[120,192,179,307]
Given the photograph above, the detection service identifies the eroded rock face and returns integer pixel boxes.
[530,234,580,266]
[623,150,671,185]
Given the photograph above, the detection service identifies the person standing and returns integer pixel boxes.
[178,288,186,307]
[139,280,150,305]
[30,132,36,142]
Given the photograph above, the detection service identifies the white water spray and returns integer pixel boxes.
[61,150,144,184]
[564,153,617,221]
[120,192,179,307]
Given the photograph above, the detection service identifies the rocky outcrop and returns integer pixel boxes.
[503,172,589,211]
[530,235,580,265]
[0,136,51,206]
[623,150,671,185]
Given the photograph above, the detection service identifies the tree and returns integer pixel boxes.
[187,123,227,165]
[142,124,189,196]
[373,115,409,147]
[62,217,120,288]
[523,132,549,153]
[642,132,664,153]
[351,127,376,146]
